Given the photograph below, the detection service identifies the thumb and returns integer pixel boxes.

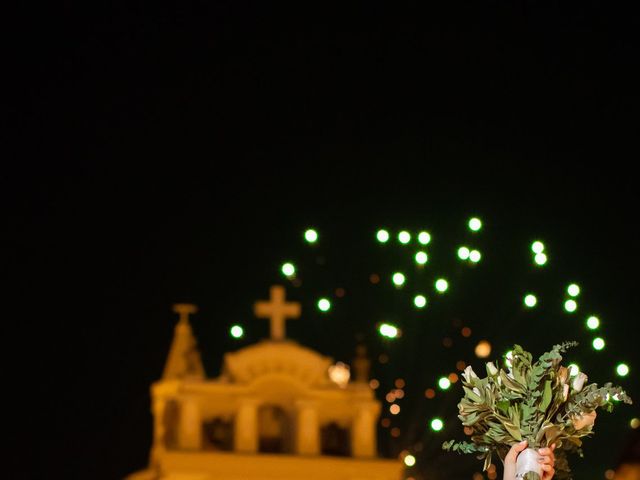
[505,440,528,463]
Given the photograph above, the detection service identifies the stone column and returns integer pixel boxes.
[150,396,167,464]
[351,402,379,458]
[234,399,259,453]
[178,395,202,450]
[295,400,319,455]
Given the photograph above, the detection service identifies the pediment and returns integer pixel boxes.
[221,340,333,387]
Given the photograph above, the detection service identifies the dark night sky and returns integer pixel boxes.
[9,1,640,479]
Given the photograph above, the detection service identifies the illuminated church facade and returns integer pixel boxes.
[128,286,402,480]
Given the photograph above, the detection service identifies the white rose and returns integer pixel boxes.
[572,410,597,430]
[572,372,588,392]
[462,365,478,383]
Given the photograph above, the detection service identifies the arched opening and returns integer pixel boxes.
[321,422,350,456]
[258,405,291,453]
[163,400,179,449]
[202,417,234,451]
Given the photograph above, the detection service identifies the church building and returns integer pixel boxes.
[128,286,403,480]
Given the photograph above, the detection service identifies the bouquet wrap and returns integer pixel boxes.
[515,448,542,478]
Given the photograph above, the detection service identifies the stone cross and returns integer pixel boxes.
[254,286,301,340]
[173,303,198,324]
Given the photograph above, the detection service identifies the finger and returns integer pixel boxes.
[505,440,528,462]
[538,448,552,455]
[542,464,554,472]
[543,466,555,480]
[538,455,552,465]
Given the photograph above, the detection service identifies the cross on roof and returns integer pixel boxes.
[172,303,198,324]
[254,286,301,341]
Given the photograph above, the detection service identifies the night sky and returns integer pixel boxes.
[11,2,640,479]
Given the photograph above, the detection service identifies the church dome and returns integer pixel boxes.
[221,340,333,387]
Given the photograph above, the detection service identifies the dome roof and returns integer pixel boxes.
[222,340,333,387]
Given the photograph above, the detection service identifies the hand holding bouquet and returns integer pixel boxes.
[442,342,632,479]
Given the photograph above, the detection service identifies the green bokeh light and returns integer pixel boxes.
[534,252,548,265]
[435,278,449,293]
[524,294,537,308]
[616,363,629,376]
[414,295,427,308]
[398,231,411,244]
[593,337,605,351]
[564,299,578,313]
[438,377,451,390]
[430,418,444,431]
[457,246,470,260]
[281,262,296,277]
[586,316,600,330]
[392,273,406,287]
[379,323,399,338]
[469,250,482,263]
[567,283,580,297]
[531,241,545,254]
[415,251,428,265]
[317,298,331,312]
[376,229,390,243]
[418,231,431,245]
[304,229,318,243]
[468,217,482,232]
[230,325,244,338]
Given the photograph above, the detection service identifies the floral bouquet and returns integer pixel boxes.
[442,341,632,479]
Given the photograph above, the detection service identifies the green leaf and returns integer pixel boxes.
[540,380,552,412]
[501,420,522,441]
[496,400,510,415]
[483,451,493,471]
[524,473,541,480]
